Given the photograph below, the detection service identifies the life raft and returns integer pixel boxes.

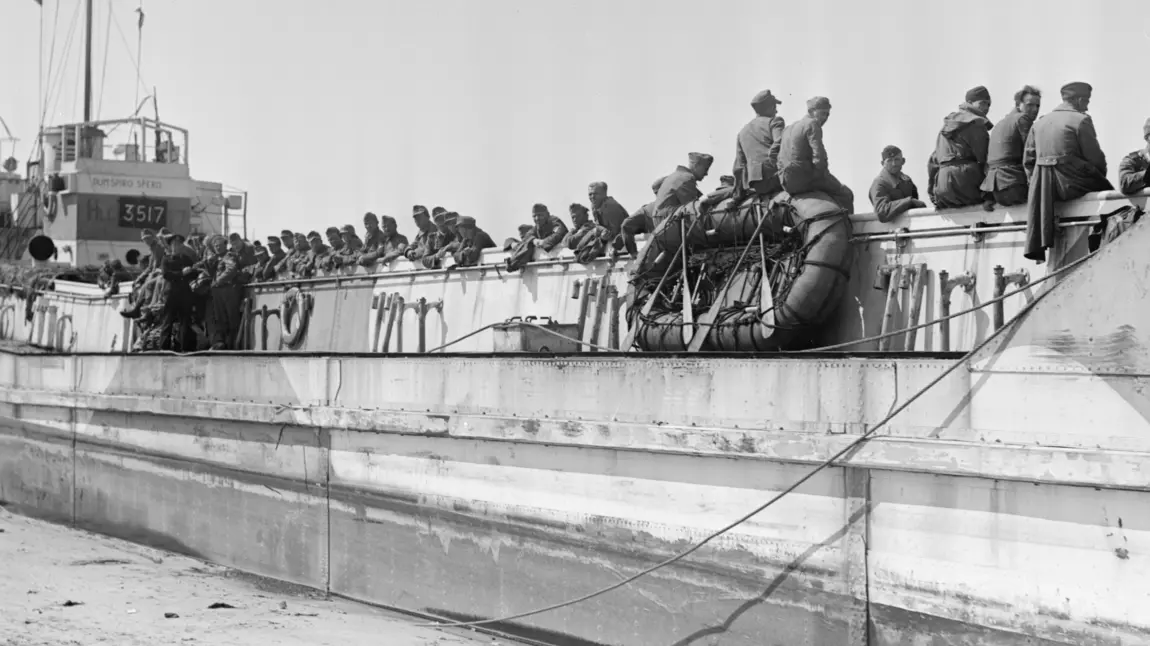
[627,190,853,352]
[279,287,314,349]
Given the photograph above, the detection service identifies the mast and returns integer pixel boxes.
[83,0,93,122]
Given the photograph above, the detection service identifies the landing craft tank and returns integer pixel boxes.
[4,186,1150,646]
[627,191,853,351]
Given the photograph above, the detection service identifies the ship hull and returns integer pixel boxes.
[2,352,1146,646]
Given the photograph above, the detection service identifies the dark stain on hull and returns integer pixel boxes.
[72,515,208,563]
[869,601,1117,646]
[1035,324,1141,373]
[73,435,323,496]
[422,608,610,646]
[327,482,832,590]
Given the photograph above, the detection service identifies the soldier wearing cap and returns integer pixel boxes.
[287,233,311,277]
[124,227,168,318]
[263,235,286,281]
[273,230,299,279]
[981,85,1042,207]
[321,226,346,271]
[337,224,364,264]
[324,226,345,254]
[733,89,785,198]
[298,231,332,278]
[360,212,384,254]
[404,205,439,262]
[777,97,855,212]
[1023,82,1113,263]
[620,175,667,257]
[246,244,271,285]
[452,215,497,267]
[226,232,258,268]
[154,232,197,351]
[360,215,408,267]
[504,224,536,252]
[564,203,612,264]
[655,152,713,223]
[587,181,628,246]
[529,204,570,252]
[719,175,735,188]
[430,211,462,266]
[207,234,245,350]
[868,146,926,223]
[1117,117,1150,196]
[927,86,994,210]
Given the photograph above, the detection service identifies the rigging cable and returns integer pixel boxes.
[134,1,146,122]
[414,269,1066,629]
[109,6,150,104]
[37,0,62,139]
[45,2,82,128]
[97,1,114,120]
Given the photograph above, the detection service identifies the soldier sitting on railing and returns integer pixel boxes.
[587,181,628,248]
[272,230,299,278]
[246,245,272,284]
[359,215,408,268]
[564,203,611,264]
[529,203,568,253]
[704,175,738,206]
[503,224,534,252]
[404,205,438,265]
[359,212,384,253]
[262,235,286,281]
[653,153,711,222]
[287,233,311,277]
[452,215,496,268]
[927,86,994,211]
[1023,81,1113,263]
[296,231,330,278]
[336,225,363,266]
[777,97,855,212]
[320,227,346,271]
[423,209,458,269]
[868,145,926,223]
[407,209,456,270]
[981,85,1041,207]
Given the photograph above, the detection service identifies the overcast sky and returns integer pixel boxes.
[3,0,1148,242]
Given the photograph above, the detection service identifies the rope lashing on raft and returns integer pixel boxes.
[279,287,314,350]
[415,251,1086,630]
[626,198,852,351]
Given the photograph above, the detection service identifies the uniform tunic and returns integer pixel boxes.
[777,115,855,212]
[868,170,921,223]
[1118,148,1150,195]
[591,196,628,240]
[531,216,570,252]
[1022,102,1113,262]
[980,110,1034,206]
[733,114,785,195]
[927,105,992,209]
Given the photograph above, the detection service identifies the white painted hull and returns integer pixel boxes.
[1,349,1147,645]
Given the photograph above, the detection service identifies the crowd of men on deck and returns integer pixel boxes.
[111,80,1150,352]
